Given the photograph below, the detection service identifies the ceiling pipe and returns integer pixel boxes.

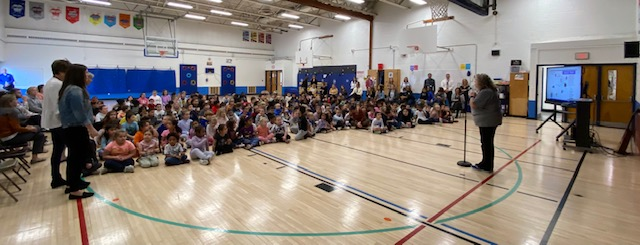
[239,0,343,23]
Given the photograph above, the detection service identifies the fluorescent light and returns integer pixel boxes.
[334,14,351,20]
[231,21,248,27]
[167,2,193,9]
[210,9,232,16]
[209,0,223,3]
[185,14,206,20]
[280,13,300,19]
[348,0,364,3]
[82,0,111,6]
[288,24,303,29]
[410,0,426,5]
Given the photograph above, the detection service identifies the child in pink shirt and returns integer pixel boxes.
[101,130,137,174]
[256,118,275,144]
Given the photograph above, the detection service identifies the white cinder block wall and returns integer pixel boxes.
[274,0,638,114]
[1,0,272,90]
[0,0,6,62]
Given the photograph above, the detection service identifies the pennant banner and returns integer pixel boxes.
[258,32,265,43]
[29,1,44,20]
[133,15,143,30]
[266,34,272,44]
[119,13,130,28]
[251,31,257,42]
[242,30,249,42]
[9,0,26,18]
[104,14,116,27]
[89,12,101,25]
[49,5,61,21]
[66,6,79,24]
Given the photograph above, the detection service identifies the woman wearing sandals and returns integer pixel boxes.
[0,94,47,164]
[468,74,502,173]
[58,64,99,199]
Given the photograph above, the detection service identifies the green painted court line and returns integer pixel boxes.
[84,129,524,237]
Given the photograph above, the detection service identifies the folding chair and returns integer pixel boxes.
[0,159,22,202]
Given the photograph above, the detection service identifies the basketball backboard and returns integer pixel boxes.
[295,49,313,68]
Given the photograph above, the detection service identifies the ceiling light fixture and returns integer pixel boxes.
[288,24,303,29]
[167,2,193,9]
[184,14,206,20]
[334,14,351,20]
[81,0,111,6]
[280,13,300,19]
[348,0,364,4]
[410,0,427,5]
[209,0,223,3]
[231,21,248,27]
[210,9,232,16]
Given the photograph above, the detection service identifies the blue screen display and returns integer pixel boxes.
[546,66,582,103]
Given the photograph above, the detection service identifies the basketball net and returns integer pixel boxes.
[425,0,452,23]
[159,50,167,58]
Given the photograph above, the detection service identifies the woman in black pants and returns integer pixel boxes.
[58,64,99,199]
[469,74,502,173]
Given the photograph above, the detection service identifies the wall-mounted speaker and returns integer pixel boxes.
[491,50,500,56]
[624,41,639,58]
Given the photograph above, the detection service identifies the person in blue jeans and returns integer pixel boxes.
[238,117,260,150]
[164,132,189,166]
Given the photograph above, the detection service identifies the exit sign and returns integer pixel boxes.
[575,52,590,60]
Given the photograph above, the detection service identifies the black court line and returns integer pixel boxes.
[438,124,539,140]
[312,137,558,203]
[276,166,286,170]
[540,151,588,244]
[391,130,581,163]
[253,150,481,245]
[352,130,576,173]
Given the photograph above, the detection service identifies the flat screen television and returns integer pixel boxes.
[545,66,582,104]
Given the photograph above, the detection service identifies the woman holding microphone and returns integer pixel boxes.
[468,74,502,173]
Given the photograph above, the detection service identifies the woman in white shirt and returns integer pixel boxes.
[149,90,162,107]
[349,81,363,101]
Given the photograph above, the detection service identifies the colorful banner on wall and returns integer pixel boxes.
[29,1,44,20]
[89,12,101,25]
[9,0,25,18]
[266,34,271,44]
[133,15,144,30]
[251,31,257,42]
[258,32,265,43]
[66,6,79,23]
[104,14,116,27]
[242,30,250,42]
[49,5,61,21]
[119,13,130,28]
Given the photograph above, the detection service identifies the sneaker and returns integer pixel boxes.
[245,144,253,150]
[99,168,110,175]
[124,165,135,173]
[199,159,209,165]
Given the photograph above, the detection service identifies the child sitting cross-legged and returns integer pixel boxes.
[136,129,160,168]
[100,130,136,174]
[270,116,291,143]
[371,112,387,134]
[186,126,215,165]
[214,123,234,155]
[257,117,275,144]
[164,132,190,166]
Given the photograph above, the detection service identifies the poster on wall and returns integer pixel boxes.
[104,13,116,27]
[242,31,250,42]
[66,6,79,24]
[133,15,144,30]
[119,13,130,28]
[251,32,257,42]
[9,0,25,18]
[49,5,61,21]
[29,1,44,20]
[266,34,272,44]
[608,70,617,100]
[258,33,265,43]
[89,12,101,25]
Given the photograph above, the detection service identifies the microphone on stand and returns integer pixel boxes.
[457,89,474,167]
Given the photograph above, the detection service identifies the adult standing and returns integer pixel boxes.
[400,77,411,92]
[349,81,363,101]
[42,59,70,189]
[59,64,99,199]
[149,90,162,107]
[460,78,471,111]
[468,74,502,173]
[441,73,453,105]
[1,68,16,91]
[424,73,436,92]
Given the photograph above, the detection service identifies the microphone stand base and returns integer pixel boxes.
[457,161,472,167]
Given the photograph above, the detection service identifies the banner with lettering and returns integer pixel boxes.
[104,13,116,27]
[266,34,272,44]
[258,32,265,43]
[242,30,249,42]
[66,6,79,24]
[251,31,257,42]
[29,1,44,20]
[49,5,61,21]
[119,13,130,28]
[133,15,144,30]
[9,0,25,18]
[89,12,101,25]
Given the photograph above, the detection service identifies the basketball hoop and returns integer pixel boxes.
[424,0,454,24]
[159,50,167,58]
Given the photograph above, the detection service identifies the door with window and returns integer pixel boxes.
[599,65,635,127]
[265,70,282,94]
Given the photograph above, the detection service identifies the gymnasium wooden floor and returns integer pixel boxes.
[0,116,638,245]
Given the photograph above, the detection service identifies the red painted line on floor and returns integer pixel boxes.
[395,140,541,245]
[76,199,90,245]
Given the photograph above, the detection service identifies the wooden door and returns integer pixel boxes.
[568,65,599,123]
[265,71,281,94]
[599,65,635,126]
[383,69,401,94]
[275,71,282,95]
[509,72,529,117]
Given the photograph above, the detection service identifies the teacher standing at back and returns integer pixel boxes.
[468,74,502,173]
